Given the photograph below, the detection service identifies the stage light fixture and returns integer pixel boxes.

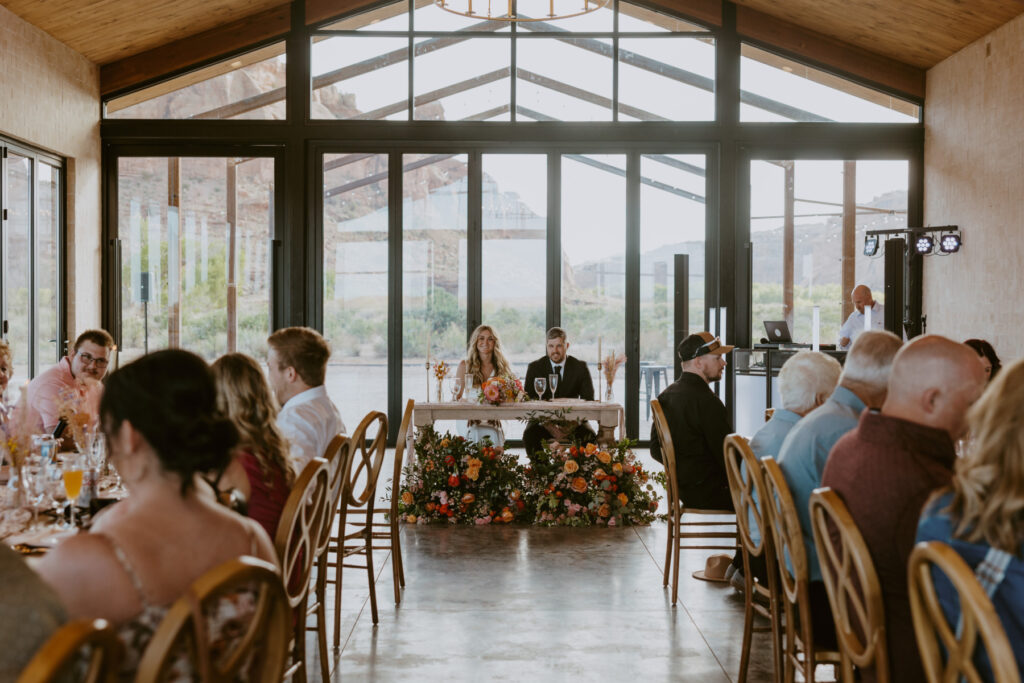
[863,235,879,256]
[939,233,962,253]
[914,234,935,255]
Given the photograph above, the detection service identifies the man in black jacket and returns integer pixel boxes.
[523,327,596,457]
[650,331,734,510]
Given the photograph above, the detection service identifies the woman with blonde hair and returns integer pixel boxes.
[454,325,516,446]
[0,338,12,401]
[916,356,1024,680]
[211,352,294,540]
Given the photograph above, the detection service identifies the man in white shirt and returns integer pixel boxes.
[838,284,886,350]
[267,326,345,475]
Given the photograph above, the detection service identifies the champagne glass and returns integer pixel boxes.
[451,377,464,402]
[548,373,559,397]
[62,453,84,528]
[25,467,50,529]
[47,464,69,529]
[534,376,547,400]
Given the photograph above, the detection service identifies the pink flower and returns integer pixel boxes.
[608,517,617,527]
[484,384,501,402]
[475,517,491,525]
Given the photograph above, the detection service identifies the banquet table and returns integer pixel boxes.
[411,399,624,449]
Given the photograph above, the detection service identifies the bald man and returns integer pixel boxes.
[821,335,986,683]
[838,284,885,350]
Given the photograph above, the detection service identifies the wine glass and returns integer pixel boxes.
[534,376,547,400]
[62,453,84,528]
[450,377,464,402]
[548,373,559,397]
[24,467,50,529]
[46,464,69,529]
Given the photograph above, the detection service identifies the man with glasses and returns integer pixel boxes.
[26,329,113,434]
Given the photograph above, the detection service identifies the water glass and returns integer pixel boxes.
[534,376,547,400]
[451,377,464,402]
[548,373,560,397]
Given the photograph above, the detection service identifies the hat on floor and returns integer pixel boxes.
[678,332,735,362]
[692,553,732,583]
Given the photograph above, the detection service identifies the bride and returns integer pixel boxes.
[454,325,515,447]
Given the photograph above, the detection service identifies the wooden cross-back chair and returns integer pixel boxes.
[761,457,841,682]
[135,556,290,683]
[273,457,330,683]
[723,434,782,683]
[650,398,738,606]
[329,410,388,644]
[17,618,121,683]
[908,541,1021,683]
[809,487,889,683]
[304,434,351,683]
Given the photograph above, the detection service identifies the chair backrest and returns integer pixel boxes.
[650,398,679,508]
[723,434,772,561]
[762,457,815,629]
[344,411,388,517]
[909,541,1021,683]
[136,556,290,683]
[809,487,888,679]
[764,408,775,422]
[17,618,121,683]
[388,399,415,520]
[274,457,330,610]
[319,434,352,552]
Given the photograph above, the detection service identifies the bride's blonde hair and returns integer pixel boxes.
[942,357,1024,554]
[465,325,512,387]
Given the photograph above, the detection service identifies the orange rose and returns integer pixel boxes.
[597,504,611,517]
[441,438,450,447]
[401,491,415,505]
[585,443,598,455]
[406,514,417,523]
[466,467,480,481]
[564,459,579,474]
[426,502,436,512]
[461,493,476,504]
[468,457,483,469]
[612,462,623,475]
[597,451,612,464]
[571,477,588,494]
[510,490,521,501]
[501,509,515,522]
[617,493,629,506]
[594,468,607,480]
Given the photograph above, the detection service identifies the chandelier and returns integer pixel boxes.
[434,0,610,22]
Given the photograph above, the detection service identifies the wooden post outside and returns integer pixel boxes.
[227,159,238,353]
[842,160,857,321]
[783,161,794,332]
[167,158,182,348]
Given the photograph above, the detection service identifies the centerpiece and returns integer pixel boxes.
[478,375,525,405]
[1,388,34,508]
[432,360,450,402]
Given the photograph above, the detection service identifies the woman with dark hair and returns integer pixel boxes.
[35,349,277,674]
[964,338,1002,382]
[211,352,294,540]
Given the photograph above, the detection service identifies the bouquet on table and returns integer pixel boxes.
[478,375,525,406]
[398,427,530,525]
[524,439,662,527]
[56,387,95,452]
[1,389,33,469]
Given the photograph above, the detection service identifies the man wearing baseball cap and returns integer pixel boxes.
[650,331,735,512]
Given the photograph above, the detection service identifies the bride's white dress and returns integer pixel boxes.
[459,369,505,447]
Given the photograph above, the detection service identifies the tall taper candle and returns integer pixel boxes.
[812,306,820,352]
[864,304,872,332]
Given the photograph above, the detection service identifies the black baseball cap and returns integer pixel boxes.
[678,332,735,362]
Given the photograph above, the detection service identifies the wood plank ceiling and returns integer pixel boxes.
[1,0,1022,70]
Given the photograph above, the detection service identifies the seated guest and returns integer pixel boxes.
[917,357,1024,681]
[212,353,294,540]
[650,332,734,511]
[26,329,113,433]
[34,349,278,676]
[777,330,902,646]
[523,327,595,456]
[0,544,66,679]
[964,338,1002,383]
[455,325,516,447]
[267,326,345,475]
[738,351,842,587]
[823,336,986,683]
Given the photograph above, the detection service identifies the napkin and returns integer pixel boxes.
[5,525,76,549]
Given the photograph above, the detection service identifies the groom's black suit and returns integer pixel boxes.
[523,355,596,456]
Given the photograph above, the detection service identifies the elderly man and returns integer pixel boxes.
[822,336,986,683]
[267,326,346,475]
[650,331,734,510]
[26,329,113,434]
[838,284,886,350]
[523,327,595,456]
[776,330,902,643]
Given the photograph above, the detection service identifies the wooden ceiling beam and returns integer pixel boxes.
[100,4,291,97]
[735,4,925,101]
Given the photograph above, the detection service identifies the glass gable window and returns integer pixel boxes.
[106,43,286,120]
[740,44,920,123]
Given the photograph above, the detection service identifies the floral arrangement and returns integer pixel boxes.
[524,440,662,527]
[56,387,95,451]
[432,360,450,382]
[1,389,34,468]
[478,375,525,406]
[602,352,627,387]
[397,428,530,525]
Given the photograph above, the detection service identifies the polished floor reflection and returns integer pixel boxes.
[312,461,786,681]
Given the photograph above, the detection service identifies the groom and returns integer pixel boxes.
[523,327,596,457]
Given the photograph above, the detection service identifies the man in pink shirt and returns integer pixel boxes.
[25,329,114,433]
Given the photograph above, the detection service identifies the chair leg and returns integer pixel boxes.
[333,544,344,650]
[315,556,331,683]
[737,555,755,683]
[770,597,783,683]
[394,522,405,587]
[365,533,379,624]
[391,523,403,605]
[671,526,682,606]
[663,516,674,587]
[294,595,309,683]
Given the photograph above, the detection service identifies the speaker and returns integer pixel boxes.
[883,238,905,337]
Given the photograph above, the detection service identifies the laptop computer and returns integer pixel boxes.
[763,320,793,343]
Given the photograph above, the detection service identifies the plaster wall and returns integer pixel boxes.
[0,5,101,344]
[925,11,1024,361]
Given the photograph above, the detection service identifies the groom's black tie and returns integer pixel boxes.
[553,364,563,397]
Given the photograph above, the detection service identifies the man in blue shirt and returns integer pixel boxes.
[775,330,903,646]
